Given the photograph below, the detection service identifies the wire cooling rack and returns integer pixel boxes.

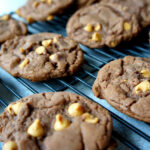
[0,11,150,150]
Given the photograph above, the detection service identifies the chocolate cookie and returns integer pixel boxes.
[17,0,74,23]
[0,92,113,150]
[0,15,27,43]
[0,33,84,81]
[67,2,140,48]
[102,0,150,27]
[93,56,150,123]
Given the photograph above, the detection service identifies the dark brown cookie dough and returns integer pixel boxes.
[0,92,113,150]
[67,2,140,48]
[17,0,74,23]
[0,15,27,43]
[102,0,150,27]
[0,33,84,81]
[93,56,150,123]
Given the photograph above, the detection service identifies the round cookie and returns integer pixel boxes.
[0,15,27,43]
[67,2,140,48]
[93,56,150,123]
[102,0,150,27]
[0,92,113,150]
[17,0,74,23]
[0,33,84,81]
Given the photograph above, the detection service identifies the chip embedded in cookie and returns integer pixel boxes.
[67,2,140,48]
[0,33,84,81]
[0,92,114,150]
[102,0,150,27]
[0,15,27,43]
[17,0,74,23]
[93,56,150,123]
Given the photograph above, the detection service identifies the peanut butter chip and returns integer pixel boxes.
[27,119,44,137]
[16,9,20,16]
[135,80,150,94]
[84,24,93,32]
[3,141,17,150]
[124,22,131,31]
[91,32,102,42]
[82,113,99,124]
[19,58,29,69]
[35,46,46,54]
[110,41,117,47]
[27,17,34,23]
[141,70,150,77]
[47,0,52,5]
[12,102,24,115]
[46,15,54,21]
[20,48,25,54]
[122,6,127,11]
[54,114,70,131]
[68,103,84,117]
[33,2,39,8]
[0,15,10,21]
[53,37,58,43]
[42,39,52,47]
[95,24,101,31]
[7,102,24,115]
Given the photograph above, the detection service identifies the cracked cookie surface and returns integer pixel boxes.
[0,33,84,81]
[17,0,74,23]
[0,92,113,150]
[93,56,150,123]
[67,2,140,48]
[0,15,27,43]
[102,0,150,27]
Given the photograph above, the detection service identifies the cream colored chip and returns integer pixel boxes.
[141,70,150,78]
[7,102,24,115]
[53,37,58,43]
[124,22,131,31]
[35,46,46,54]
[42,39,52,47]
[3,141,17,150]
[33,1,39,8]
[27,119,45,137]
[95,24,101,31]
[135,80,150,94]
[46,15,54,21]
[82,113,99,124]
[0,15,10,21]
[49,53,57,62]
[19,58,29,69]
[68,103,84,117]
[54,114,70,131]
[84,24,93,32]
[91,32,102,42]
[20,48,25,54]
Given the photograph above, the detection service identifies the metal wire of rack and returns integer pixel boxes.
[0,12,150,150]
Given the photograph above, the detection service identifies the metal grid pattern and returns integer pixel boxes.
[0,12,150,150]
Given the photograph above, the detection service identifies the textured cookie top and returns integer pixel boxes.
[102,0,150,27]
[75,0,96,9]
[17,0,74,23]
[93,56,150,123]
[0,33,84,81]
[67,2,140,48]
[0,92,112,150]
[0,15,27,43]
